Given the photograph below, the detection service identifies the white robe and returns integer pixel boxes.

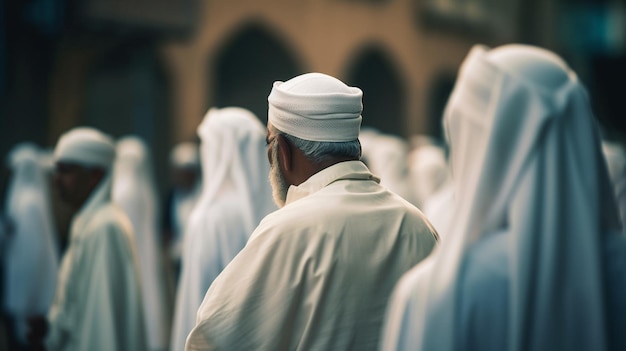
[46,176,147,351]
[113,137,170,351]
[3,144,59,344]
[381,45,623,351]
[186,161,438,351]
[170,107,275,351]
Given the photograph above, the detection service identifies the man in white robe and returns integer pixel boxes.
[3,143,59,350]
[185,72,438,351]
[381,45,626,351]
[28,127,147,351]
[170,107,276,351]
[113,136,170,351]
[164,142,202,271]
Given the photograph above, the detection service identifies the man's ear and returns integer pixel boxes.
[277,134,292,175]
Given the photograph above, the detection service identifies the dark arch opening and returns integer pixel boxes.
[213,23,303,122]
[345,46,407,136]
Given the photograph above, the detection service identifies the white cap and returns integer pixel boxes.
[267,72,363,142]
[169,142,200,168]
[54,127,116,169]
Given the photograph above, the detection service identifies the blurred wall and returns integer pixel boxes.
[3,0,624,196]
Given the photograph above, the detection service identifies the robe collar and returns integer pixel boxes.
[285,160,380,205]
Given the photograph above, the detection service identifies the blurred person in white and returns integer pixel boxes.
[170,107,276,351]
[408,143,455,237]
[28,127,146,351]
[602,140,626,234]
[380,44,626,351]
[185,72,438,351]
[3,143,59,350]
[164,142,202,275]
[113,136,170,351]
[359,128,415,204]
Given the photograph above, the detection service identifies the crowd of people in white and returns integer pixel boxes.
[1,44,625,351]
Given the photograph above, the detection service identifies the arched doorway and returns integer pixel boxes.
[212,23,303,123]
[345,46,407,136]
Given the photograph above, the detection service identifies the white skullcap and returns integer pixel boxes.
[268,72,363,142]
[170,142,200,168]
[54,127,116,169]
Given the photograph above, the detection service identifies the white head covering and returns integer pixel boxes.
[112,136,169,350]
[405,44,621,351]
[54,127,117,235]
[196,107,276,232]
[54,127,116,169]
[4,143,59,342]
[170,142,200,169]
[268,72,363,142]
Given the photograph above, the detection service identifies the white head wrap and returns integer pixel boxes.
[195,107,276,232]
[391,44,621,351]
[53,127,115,169]
[268,72,363,142]
[170,142,200,169]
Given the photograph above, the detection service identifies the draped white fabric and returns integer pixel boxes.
[381,45,622,351]
[113,136,170,351]
[3,143,59,343]
[359,129,414,203]
[408,144,449,207]
[602,141,626,233]
[170,107,276,351]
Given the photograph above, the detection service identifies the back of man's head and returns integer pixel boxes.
[267,73,364,163]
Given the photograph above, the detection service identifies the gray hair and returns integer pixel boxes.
[269,125,361,163]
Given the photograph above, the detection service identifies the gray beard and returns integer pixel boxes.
[269,141,288,208]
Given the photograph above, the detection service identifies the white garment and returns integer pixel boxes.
[186,161,438,351]
[422,183,454,238]
[360,130,414,203]
[602,140,626,233]
[408,143,449,207]
[113,136,170,351]
[170,107,276,351]
[381,45,622,351]
[47,129,146,350]
[3,143,59,344]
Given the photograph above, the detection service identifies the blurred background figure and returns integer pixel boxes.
[408,141,454,236]
[163,142,202,281]
[170,107,275,351]
[382,44,626,351]
[113,136,171,351]
[408,139,449,207]
[2,143,59,351]
[359,128,414,204]
[37,127,146,351]
[602,139,626,234]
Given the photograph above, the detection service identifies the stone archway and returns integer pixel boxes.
[345,46,407,137]
[212,23,303,123]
